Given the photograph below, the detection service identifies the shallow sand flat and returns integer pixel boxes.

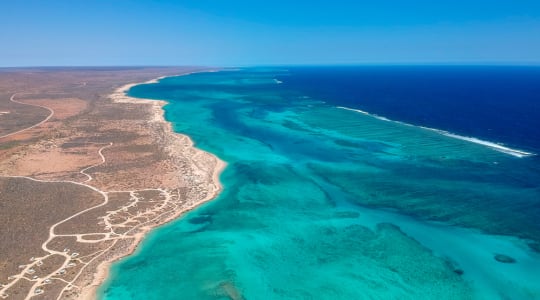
[0,67,225,299]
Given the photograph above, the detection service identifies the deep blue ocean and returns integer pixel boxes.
[100,67,540,299]
[281,66,540,153]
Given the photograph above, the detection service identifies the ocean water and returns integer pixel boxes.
[99,67,540,300]
[282,66,540,154]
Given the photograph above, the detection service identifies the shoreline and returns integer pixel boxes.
[79,71,227,299]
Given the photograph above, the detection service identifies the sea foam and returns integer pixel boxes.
[337,106,534,158]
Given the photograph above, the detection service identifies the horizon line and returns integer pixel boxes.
[2,62,540,69]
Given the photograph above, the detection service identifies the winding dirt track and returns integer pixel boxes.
[0,93,55,140]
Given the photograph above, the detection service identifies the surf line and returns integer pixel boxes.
[336,106,534,158]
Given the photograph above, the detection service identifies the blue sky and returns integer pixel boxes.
[1,0,539,66]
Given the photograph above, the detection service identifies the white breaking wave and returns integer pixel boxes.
[274,79,283,84]
[337,106,393,123]
[336,106,534,158]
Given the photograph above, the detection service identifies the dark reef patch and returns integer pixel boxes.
[494,254,516,264]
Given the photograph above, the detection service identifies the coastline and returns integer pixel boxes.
[79,72,227,300]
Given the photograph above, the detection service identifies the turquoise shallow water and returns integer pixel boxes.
[99,69,540,299]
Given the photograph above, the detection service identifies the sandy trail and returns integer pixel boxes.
[0,93,55,140]
[78,143,113,183]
